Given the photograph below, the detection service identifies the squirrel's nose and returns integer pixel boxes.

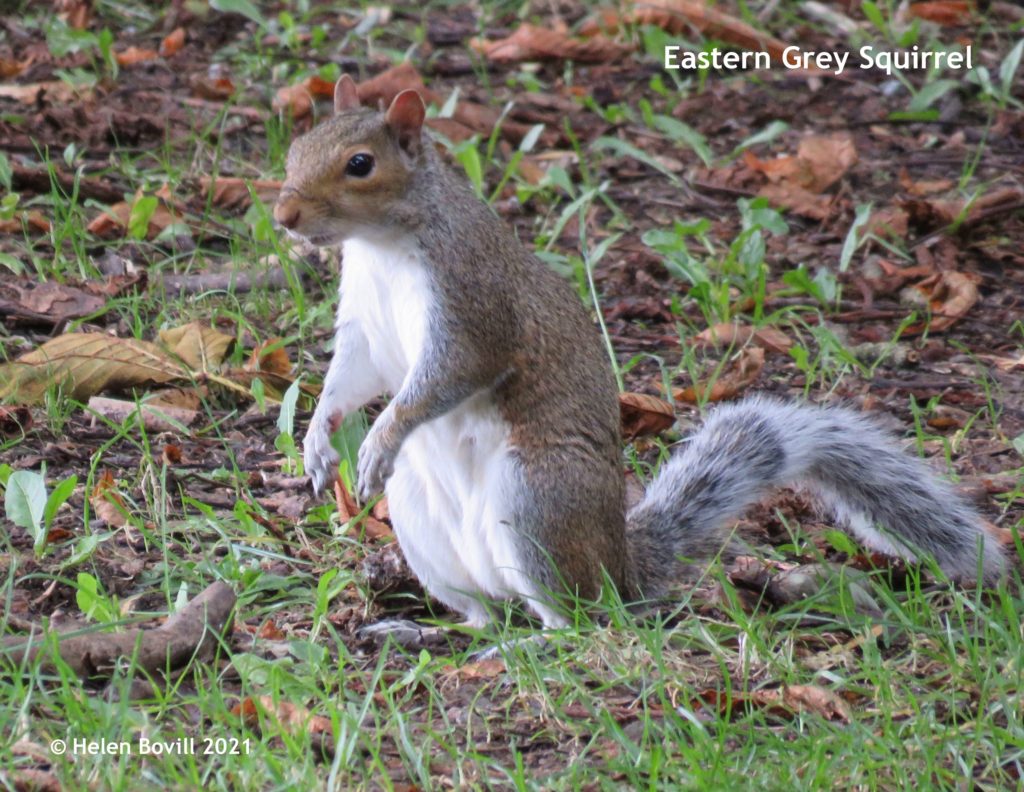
[274,200,301,230]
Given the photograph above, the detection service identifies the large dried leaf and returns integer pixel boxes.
[158,321,235,371]
[619,392,675,440]
[906,1,973,24]
[742,133,857,218]
[0,211,50,235]
[692,323,793,354]
[200,176,283,211]
[0,333,187,403]
[744,133,857,194]
[115,46,158,66]
[0,81,84,104]
[0,280,106,326]
[674,347,765,404]
[692,682,852,723]
[471,22,629,64]
[905,271,979,334]
[626,0,792,62]
[160,27,186,57]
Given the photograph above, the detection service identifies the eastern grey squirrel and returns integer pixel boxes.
[274,76,1005,627]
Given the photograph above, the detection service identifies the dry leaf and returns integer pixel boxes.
[90,470,129,527]
[0,81,83,104]
[257,620,287,640]
[898,168,954,197]
[56,0,91,29]
[0,405,32,436]
[907,1,973,24]
[867,206,910,240]
[619,392,675,440]
[674,347,765,404]
[692,323,793,353]
[233,696,333,737]
[87,188,183,240]
[160,27,186,57]
[471,22,629,64]
[744,134,856,193]
[0,56,27,79]
[200,177,283,210]
[115,46,158,66]
[246,338,292,377]
[0,211,51,235]
[0,333,187,403]
[904,271,978,334]
[191,75,236,101]
[356,62,439,108]
[86,396,199,432]
[444,659,507,680]
[158,321,235,371]
[742,134,856,218]
[620,0,793,63]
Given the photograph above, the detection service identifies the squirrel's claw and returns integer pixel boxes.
[303,409,341,496]
[356,421,397,501]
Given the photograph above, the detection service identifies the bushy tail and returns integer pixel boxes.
[626,396,1006,597]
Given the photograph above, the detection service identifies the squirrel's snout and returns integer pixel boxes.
[274,200,301,230]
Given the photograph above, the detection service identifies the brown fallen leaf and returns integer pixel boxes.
[0,405,32,436]
[691,323,793,354]
[0,56,27,79]
[619,392,675,440]
[0,279,106,327]
[741,134,856,218]
[90,470,129,528]
[334,480,393,541]
[471,22,630,64]
[158,321,235,371]
[901,185,1024,233]
[592,0,794,64]
[0,81,84,104]
[904,270,979,334]
[780,684,853,723]
[191,75,236,101]
[442,658,507,681]
[898,168,954,197]
[674,347,765,404]
[257,620,287,640]
[115,46,158,66]
[744,133,857,194]
[56,0,91,29]
[86,396,199,432]
[233,696,333,737]
[907,1,974,24]
[200,176,283,211]
[0,210,51,235]
[87,188,184,240]
[693,684,852,723]
[0,332,188,403]
[246,338,292,377]
[272,74,342,116]
[867,206,910,241]
[160,27,186,57]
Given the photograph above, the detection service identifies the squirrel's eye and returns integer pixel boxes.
[345,153,374,177]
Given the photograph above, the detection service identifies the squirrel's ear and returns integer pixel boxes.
[385,89,426,154]
[333,74,360,113]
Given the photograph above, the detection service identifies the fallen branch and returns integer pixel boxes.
[1,581,236,679]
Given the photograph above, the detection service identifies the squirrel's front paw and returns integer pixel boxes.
[357,419,399,501]
[303,409,342,495]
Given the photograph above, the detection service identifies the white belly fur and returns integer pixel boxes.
[340,237,538,626]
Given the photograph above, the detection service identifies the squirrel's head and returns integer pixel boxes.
[273,75,426,245]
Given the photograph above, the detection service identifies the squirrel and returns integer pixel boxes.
[274,75,1006,628]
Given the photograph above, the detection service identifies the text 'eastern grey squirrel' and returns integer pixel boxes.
[274,76,1005,628]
